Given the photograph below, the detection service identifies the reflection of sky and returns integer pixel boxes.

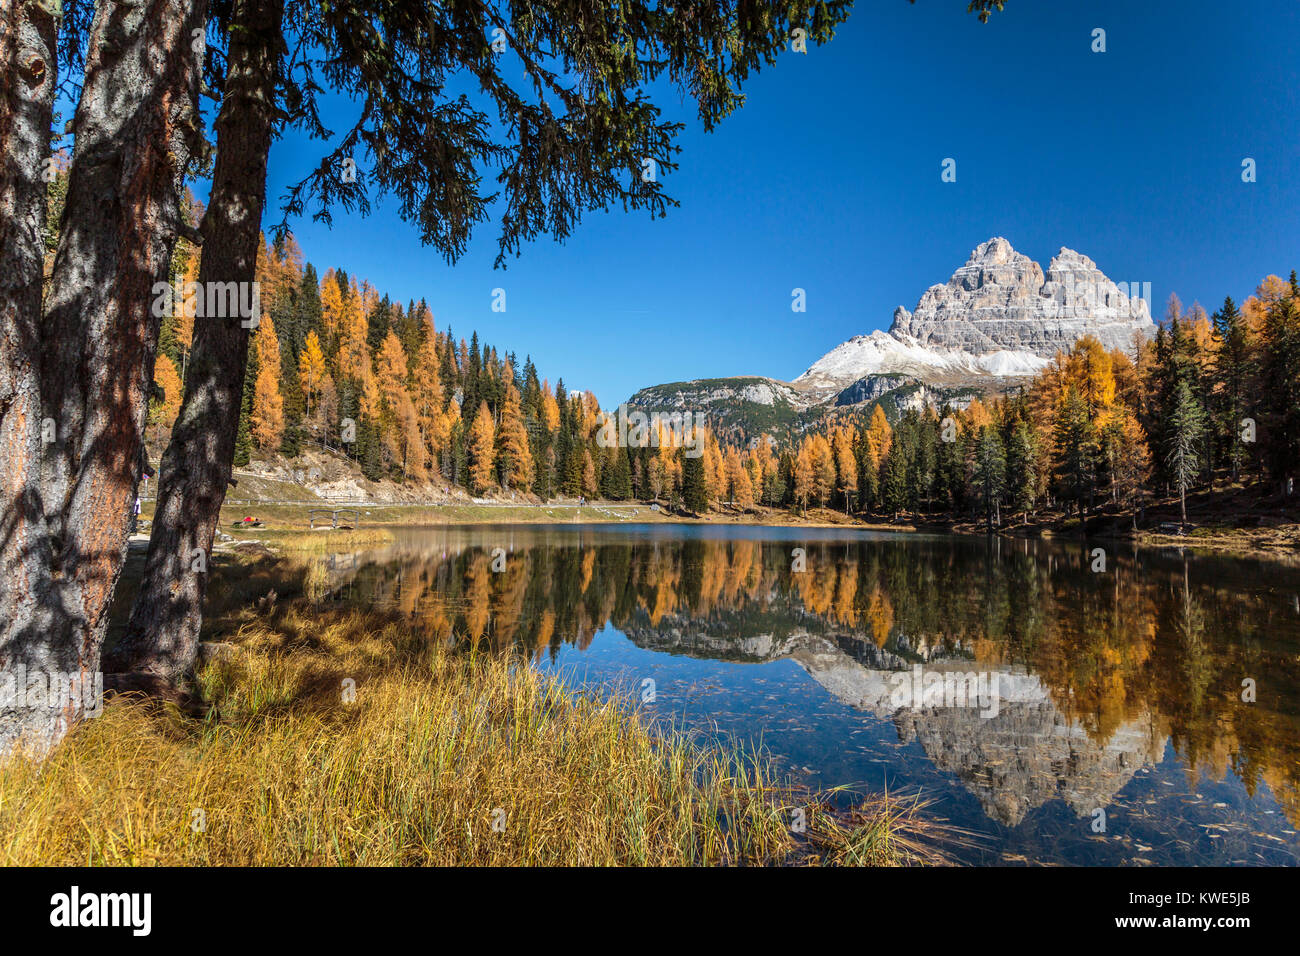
[526,623,1299,867]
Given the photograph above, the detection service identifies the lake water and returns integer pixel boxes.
[250,523,1300,865]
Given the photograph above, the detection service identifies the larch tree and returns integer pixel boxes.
[339,280,371,386]
[376,330,422,476]
[793,441,815,512]
[149,355,186,443]
[251,362,286,450]
[810,435,835,508]
[298,330,327,418]
[726,448,755,511]
[497,380,534,491]
[582,450,599,499]
[468,401,497,494]
[1107,409,1151,526]
[319,268,345,354]
[412,329,447,469]
[174,252,200,379]
[832,426,858,514]
[251,317,286,450]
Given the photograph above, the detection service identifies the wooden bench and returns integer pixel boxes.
[308,508,361,530]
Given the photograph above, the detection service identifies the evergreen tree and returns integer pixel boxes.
[357,417,384,480]
[973,424,1006,531]
[1006,420,1039,521]
[297,264,324,357]
[1211,295,1253,481]
[233,336,258,467]
[682,453,708,513]
[882,421,913,517]
[1165,379,1207,524]
[1052,386,1097,518]
[610,448,633,500]
[366,294,392,351]
[1261,279,1300,492]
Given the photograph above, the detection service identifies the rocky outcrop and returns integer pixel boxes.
[797,237,1156,389]
[834,373,916,407]
[624,375,823,445]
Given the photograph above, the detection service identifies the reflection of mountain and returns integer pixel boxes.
[626,612,1164,825]
[290,529,1300,832]
[893,698,1162,826]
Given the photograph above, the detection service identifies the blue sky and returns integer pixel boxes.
[255,0,1300,407]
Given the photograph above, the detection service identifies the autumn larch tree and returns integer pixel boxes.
[298,330,328,421]
[497,378,534,491]
[149,355,186,445]
[251,315,286,450]
[468,401,497,495]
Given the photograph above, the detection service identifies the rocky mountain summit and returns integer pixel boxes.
[626,238,1157,443]
[796,237,1156,389]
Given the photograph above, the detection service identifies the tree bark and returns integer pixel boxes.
[109,0,285,685]
[0,0,61,754]
[0,0,204,755]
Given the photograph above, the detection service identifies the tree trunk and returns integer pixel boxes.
[0,0,60,754]
[1,0,203,755]
[110,0,285,685]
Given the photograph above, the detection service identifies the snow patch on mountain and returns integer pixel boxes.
[797,331,1049,388]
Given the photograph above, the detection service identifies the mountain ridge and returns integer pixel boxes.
[626,238,1158,441]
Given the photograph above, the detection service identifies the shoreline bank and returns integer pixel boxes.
[146,497,1300,563]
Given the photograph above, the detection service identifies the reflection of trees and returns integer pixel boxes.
[322,534,1300,824]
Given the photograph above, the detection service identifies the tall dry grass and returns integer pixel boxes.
[0,606,953,866]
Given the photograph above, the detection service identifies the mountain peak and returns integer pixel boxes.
[800,239,1157,389]
[971,236,1016,260]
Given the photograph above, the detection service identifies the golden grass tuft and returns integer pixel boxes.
[0,606,952,866]
[237,527,396,552]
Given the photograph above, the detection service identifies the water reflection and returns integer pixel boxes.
[289,525,1300,864]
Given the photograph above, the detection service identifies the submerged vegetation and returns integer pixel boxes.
[0,605,953,866]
